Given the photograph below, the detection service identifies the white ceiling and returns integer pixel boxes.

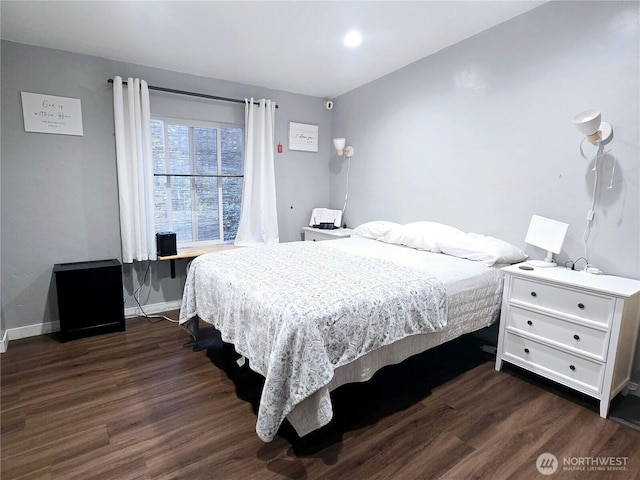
[1,1,546,98]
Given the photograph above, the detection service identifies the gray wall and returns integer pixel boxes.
[330,1,640,378]
[331,0,639,279]
[1,40,331,334]
[2,1,639,378]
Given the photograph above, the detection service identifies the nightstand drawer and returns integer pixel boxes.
[510,277,615,326]
[506,306,609,360]
[302,227,352,242]
[503,332,604,393]
[304,230,332,242]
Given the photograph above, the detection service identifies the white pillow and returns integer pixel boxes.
[438,232,528,266]
[352,221,401,240]
[378,221,463,252]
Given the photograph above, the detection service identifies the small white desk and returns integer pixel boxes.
[158,245,242,278]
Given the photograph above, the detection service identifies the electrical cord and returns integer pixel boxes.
[564,257,602,274]
[580,139,598,261]
[341,155,351,227]
[565,257,588,271]
[125,259,179,323]
[574,136,617,276]
[579,139,608,267]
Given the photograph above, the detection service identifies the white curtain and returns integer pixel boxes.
[112,76,156,262]
[234,98,279,246]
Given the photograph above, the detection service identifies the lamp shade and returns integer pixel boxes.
[525,215,568,254]
[573,109,602,136]
[333,138,346,151]
[524,215,569,267]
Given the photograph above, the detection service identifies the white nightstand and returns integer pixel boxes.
[302,226,353,242]
[495,264,640,418]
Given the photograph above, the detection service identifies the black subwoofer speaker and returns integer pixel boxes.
[156,232,177,256]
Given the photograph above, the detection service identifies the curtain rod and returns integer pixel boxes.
[107,78,278,108]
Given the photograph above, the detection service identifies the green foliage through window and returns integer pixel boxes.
[151,118,243,245]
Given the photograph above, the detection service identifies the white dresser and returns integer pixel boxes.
[302,226,352,242]
[495,265,640,417]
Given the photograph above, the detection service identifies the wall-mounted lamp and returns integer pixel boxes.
[572,109,615,274]
[333,137,354,158]
[333,137,354,228]
[573,109,613,145]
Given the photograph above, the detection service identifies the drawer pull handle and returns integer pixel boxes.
[530,291,537,297]
[569,365,576,371]
[524,348,530,354]
[573,334,580,341]
[578,303,585,309]
[527,320,533,326]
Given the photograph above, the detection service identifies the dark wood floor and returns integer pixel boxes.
[2,312,639,480]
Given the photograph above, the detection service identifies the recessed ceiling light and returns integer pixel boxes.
[344,31,362,48]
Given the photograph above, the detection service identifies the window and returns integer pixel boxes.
[151,117,243,246]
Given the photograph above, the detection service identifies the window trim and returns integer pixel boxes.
[151,115,244,248]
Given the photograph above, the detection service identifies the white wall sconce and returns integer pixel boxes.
[333,137,354,227]
[333,137,354,158]
[573,109,613,145]
[572,109,615,274]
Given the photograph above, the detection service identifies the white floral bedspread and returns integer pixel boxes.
[179,241,447,442]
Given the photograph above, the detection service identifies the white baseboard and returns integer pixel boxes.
[124,300,182,318]
[627,381,640,398]
[0,329,8,353]
[0,300,182,353]
[2,320,60,351]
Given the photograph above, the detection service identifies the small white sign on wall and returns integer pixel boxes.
[289,122,318,152]
[21,91,84,136]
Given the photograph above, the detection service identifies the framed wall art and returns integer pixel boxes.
[21,91,84,136]
[288,122,318,152]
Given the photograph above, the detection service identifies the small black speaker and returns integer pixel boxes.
[156,232,177,256]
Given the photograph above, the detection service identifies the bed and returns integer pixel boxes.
[179,221,526,442]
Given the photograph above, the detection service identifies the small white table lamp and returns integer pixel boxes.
[524,215,569,268]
